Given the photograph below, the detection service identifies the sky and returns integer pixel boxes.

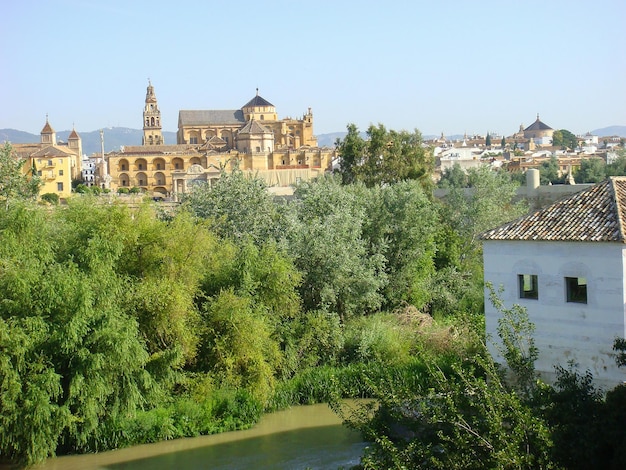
[1,0,625,138]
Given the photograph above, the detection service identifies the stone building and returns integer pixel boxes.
[176,88,317,150]
[523,114,554,145]
[107,82,334,197]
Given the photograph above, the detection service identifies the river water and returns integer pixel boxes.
[32,403,367,470]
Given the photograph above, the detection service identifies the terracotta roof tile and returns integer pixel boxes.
[480,177,626,243]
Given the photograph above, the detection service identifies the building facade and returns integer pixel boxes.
[11,118,81,199]
[107,83,334,197]
[481,176,626,388]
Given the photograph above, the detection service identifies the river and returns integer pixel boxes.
[31,402,368,470]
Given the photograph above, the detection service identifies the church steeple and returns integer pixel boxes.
[40,114,57,145]
[142,80,163,145]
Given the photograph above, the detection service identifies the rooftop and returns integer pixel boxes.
[480,177,626,243]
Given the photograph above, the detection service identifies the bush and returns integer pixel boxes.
[129,187,142,194]
[117,187,129,194]
[342,313,415,364]
[40,193,59,205]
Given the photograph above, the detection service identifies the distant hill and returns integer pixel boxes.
[0,128,177,155]
[4,125,623,155]
[590,126,626,137]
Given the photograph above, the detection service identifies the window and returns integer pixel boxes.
[59,169,64,176]
[518,274,538,299]
[189,137,198,144]
[566,277,587,303]
[57,182,63,191]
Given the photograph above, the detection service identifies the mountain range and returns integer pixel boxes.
[2,126,624,156]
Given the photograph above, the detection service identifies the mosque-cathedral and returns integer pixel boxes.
[106,82,335,197]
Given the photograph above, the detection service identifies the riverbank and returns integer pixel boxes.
[28,402,367,470]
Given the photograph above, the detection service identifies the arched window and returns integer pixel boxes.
[151,117,155,126]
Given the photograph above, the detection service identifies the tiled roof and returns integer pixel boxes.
[238,119,271,135]
[120,144,198,154]
[178,110,245,126]
[480,177,626,243]
[41,121,55,134]
[31,145,75,158]
[242,94,274,108]
[524,117,552,131]
[68,129,80,139]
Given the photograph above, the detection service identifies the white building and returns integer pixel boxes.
[481,176,626,389]
[81,155,96,186]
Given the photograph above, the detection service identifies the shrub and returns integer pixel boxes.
[40,193,59,205]
[117,187,129,194]
[342,313,414,364]
[129,187,142,194]
[74,184,89,194]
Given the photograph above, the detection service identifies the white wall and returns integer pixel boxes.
[483,239,626,389]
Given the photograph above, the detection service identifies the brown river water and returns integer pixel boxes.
[29,402,368,470]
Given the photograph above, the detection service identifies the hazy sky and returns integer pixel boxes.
[1,0,625,137]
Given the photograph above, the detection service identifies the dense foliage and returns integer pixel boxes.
[1,139,624,468]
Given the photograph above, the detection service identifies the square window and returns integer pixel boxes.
[518,274,538,299]
[566,277,587,304]
[59,170,64,176]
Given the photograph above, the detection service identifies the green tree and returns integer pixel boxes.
[0,142,41,209]
[361,180,438,310]
[182,168,285,247]
[196,289,281,404]
[437,162,468,188]
[539,156,564,185]
[485,132,492,147]
[442,166,527,268]
[552,129,578,149]
[0,204,161,464]
[336,124,434,189]
[575,157,606,183]
[501,136,506,148]
[336,123,365,185]
[289,175,386,321]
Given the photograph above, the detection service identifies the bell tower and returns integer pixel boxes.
[142,80,163,145]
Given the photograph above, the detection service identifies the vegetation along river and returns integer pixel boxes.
[31,403,367,470]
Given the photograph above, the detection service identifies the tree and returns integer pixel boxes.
[575,157,606,183]
[437,162,468,189]
[336,124,434,189]
[442,166,527,268]
[552,129,578,149]
[501,136,506,148]
[288,175,386,321]
[181,168,285,247]
[361,180,438,310]
[485,132,492,147]
[336,123,365,185]
[0,143,41,209]
[539,156,564,185]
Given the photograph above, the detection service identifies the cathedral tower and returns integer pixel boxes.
[143,80,163,145]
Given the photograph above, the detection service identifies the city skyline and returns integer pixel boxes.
[1,0,625,138]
